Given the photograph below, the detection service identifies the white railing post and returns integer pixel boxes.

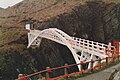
[92,41,94,51]
[87,40,89,50]
[83,39,85,49]
[108,42,112,56]
[96,42,99,52]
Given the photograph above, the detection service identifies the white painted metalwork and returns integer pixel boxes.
[25,24,31,30]
[27,28,114,70]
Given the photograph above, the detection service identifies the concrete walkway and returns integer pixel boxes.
[77,63,120,80]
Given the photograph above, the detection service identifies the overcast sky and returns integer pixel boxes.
[0,0,23,8]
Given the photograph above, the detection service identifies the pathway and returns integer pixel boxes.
[77,63,120,80]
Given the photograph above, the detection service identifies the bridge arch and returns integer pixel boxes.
[27,28,81,70]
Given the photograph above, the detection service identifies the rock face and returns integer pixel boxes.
[1,0,120,80]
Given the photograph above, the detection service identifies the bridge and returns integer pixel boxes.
[16,24,120,80]
[26,24,115,71]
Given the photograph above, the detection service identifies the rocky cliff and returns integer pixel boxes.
[0,0,120,80]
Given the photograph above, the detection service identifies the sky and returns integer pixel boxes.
[0,0,23,8]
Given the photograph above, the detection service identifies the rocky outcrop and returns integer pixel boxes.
[1,0,120,80]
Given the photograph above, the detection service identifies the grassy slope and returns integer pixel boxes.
[0,24,27,52]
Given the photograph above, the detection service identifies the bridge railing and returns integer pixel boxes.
[17,49,120,80]
[71,37,115,54]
